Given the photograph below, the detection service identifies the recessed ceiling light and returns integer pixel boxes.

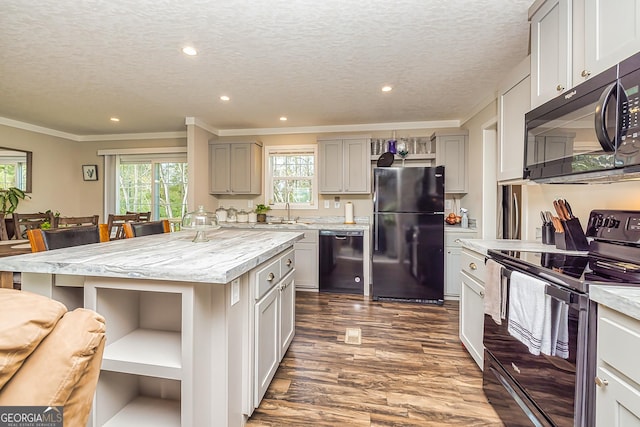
[110,117,120,122]
[220,95,230,101]
[280,116,288,121]
[182,46,197,56]
[381,85,393,92]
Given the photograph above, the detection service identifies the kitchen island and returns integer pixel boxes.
[1,228,304,427]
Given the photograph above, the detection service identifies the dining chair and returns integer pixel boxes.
[27,224,110,252]
[12,212,54,240]
[123,220,171,238]
[0,214,8,241]
[106,213,139,240]
[54,215,99,228]
[126,211,151,222]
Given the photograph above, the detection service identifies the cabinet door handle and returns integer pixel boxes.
[581,69,591,78]
[286,259,292,267]
[556,84,564,92]
[469,262,477,270]
[267,272,275,282]
[595,377,608,387]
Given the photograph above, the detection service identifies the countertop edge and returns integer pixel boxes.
[590,285,640,321]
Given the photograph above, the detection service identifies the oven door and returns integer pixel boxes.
[483,266,590,427]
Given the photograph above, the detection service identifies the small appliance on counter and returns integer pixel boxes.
[483,209,640,427]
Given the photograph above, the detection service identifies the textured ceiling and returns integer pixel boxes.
[0,0,532,136]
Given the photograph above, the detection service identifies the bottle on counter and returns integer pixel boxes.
[460,208,469,228]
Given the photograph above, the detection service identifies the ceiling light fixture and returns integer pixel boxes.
[280,116,287,121]
[381,85,393,92]
[182,46,198,56]
[110,117,120,122]
[220,95,230,101]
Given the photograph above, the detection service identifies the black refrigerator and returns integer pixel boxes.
[372,166,445,304]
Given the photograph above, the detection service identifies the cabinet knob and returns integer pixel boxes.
[454,238,461,243]
[581,69,591,78]
[469,262,477,270]
[595,377,609,387]
[286,259,292,267]
[556,84,564,92]
[267,272,275,282]
[479,291,484,298]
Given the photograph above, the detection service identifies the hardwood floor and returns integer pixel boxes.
[247,291,504,426]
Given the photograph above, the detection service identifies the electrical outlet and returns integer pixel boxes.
[324,200,330,209]
[445,199,452,210]
[248,200,253,208]
[535,227,542,240]
[335,201,340,209]
[231,279,240,306]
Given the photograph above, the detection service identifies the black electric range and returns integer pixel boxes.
[484,209,640,427]
[489,209,640,294]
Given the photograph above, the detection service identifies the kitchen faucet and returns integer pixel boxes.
[286,202,291,222]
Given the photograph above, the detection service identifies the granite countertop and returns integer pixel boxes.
[590,286,640,321]
[1,229,303,284]
[459,238,588,256]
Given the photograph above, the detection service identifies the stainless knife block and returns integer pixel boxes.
[555,218,589,251]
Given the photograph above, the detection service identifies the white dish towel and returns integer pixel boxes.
[484,259,504,325]
[549,298,570,359]
[507,271,552,356]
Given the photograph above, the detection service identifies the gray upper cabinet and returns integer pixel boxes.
[318,137,370,194]
[530,0,570,109]
[209,141,262,195]
[433,131,468,194]
[498,56,531,182]
[530,0,640,108]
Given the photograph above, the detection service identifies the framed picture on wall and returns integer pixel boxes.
[82,164,98,181]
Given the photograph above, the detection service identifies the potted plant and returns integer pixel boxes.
[0,187,29,239]
[254,204,271,223]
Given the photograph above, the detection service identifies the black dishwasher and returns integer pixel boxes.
[319,230,364,294]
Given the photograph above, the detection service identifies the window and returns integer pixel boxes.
[117,154,188,220]
[265,146,317,209]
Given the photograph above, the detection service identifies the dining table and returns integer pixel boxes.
[0,240,31,288]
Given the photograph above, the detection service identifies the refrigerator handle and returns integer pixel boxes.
[374,215,379,251]
[373,175,378,211]
[512,192,519,239]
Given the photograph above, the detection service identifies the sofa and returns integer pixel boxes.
[0,288,106,426]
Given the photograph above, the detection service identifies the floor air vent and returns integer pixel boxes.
[344,327,362,345]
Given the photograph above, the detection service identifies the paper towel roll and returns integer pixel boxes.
[345,202,355,224]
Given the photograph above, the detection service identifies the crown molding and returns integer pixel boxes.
[217,120,462,137]
[185,117,220,135]
[0,117,80,140]
[459,93,498,126]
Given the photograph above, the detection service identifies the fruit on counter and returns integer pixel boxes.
[445,213,462,225]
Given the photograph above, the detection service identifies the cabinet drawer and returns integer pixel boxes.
[445,233,465,247]
[280,249,295,278]
[598,306,640,386]
[461,249,486,282]
[255,258,281,300]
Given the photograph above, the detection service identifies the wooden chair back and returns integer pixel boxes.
[54,215,99,228]
[27,224,110,252]
[106,213,140,240]
[12,212,54,239]
[126,211,151,222]
[0,214,8,241]
[123,220,171,238]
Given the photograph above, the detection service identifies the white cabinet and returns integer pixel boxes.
[444,231,476,299]
[459,247,486,370]
[294,230,319,291]
[498,56,531,182]
[583,0,640,84]
[595,305,640,426]
[209,141,262,194]
[530,0,640,108]
[530,0,571,108]
[254,283,280,404]
[247,248,296,413]
[318,137,370,194]
[433,131,468,193]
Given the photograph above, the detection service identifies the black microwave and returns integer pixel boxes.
[524,51,640,183]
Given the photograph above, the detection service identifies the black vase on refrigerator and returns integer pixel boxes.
[372,166,445,304]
